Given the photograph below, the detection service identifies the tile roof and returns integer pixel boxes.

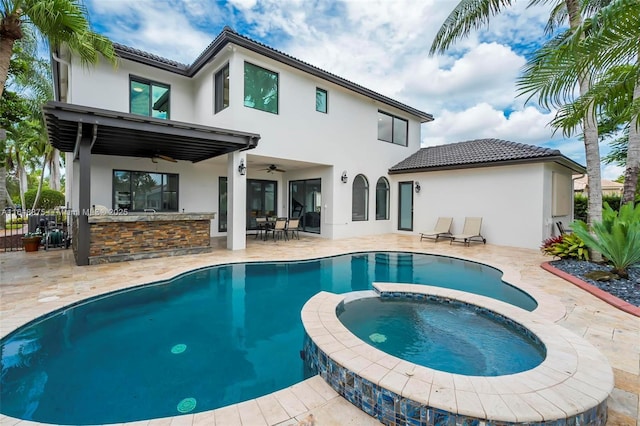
[112,27,433,123]
[389,138,585,173]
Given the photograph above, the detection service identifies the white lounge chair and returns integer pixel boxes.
[450,217,486,246]
[420,217,453,242]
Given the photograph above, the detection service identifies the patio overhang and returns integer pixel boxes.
[42,101,261,162]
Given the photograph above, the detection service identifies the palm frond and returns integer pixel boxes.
[429,0,515,55]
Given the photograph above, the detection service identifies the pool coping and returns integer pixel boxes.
[541,261,640,317]
[301,283,614,424]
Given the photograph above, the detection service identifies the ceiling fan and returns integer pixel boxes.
[152,154,178,163]
[260,164,286,173]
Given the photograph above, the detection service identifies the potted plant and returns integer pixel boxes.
[21,232,43,252]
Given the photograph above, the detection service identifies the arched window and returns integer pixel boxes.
[375,177,389,220]
[352,174,369,221]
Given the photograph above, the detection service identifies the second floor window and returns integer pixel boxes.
[378,111,407,146]
[215,64,230,113]
[130,77,170,119]
[316,88,327,113]
[244,62,278,114]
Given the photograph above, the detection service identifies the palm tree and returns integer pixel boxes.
[0,0,116,216]
[519,0,639,204]
[430,0,605,239]
[0,0,116,98]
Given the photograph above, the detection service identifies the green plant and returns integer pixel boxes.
[572,202,640,278]
[23,188,65,210]
[541,233,590,261]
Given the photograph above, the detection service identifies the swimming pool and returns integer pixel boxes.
[0,252,536,424]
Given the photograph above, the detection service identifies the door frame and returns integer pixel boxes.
[398,181,414,231]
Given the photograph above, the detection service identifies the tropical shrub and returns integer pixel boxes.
[23,189,65,210]
[574,193,621,223]
[541,233,589,261]
[571,202,640,278]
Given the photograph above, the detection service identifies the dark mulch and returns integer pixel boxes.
[550,259,640,307]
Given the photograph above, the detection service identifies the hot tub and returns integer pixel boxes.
[301,283,613,425]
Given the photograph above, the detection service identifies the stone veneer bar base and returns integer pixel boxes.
[301,283,613,426]
[74,212,215,265]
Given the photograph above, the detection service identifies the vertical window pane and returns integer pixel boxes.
[130,81,150,116]
[376,177,389,220]
[316,88,327,113]
[398,182,413,230]
[132,172,162,211]
[377,112,393,142]
[152,85,169,119]
[219,177,227,232]
[113,171,131,210]
[215,64,230,113]
[244,62,278,114]
[393,117,407,145]
[163,174,178,210]
[352,174,369,221]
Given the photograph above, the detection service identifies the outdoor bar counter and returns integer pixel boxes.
[74,212,216,265]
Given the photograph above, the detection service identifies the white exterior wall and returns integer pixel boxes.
[65,46,422,240]
[391,164,549,250]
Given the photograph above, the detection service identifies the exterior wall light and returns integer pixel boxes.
[415,182,421,193]
[238,159,247,176]
[341,171,348,183]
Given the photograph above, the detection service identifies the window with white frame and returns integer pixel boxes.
[352,174,369,221]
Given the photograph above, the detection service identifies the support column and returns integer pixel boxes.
[76,134,91,265]
[227,151,247,250]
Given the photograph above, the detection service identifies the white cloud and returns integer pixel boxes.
[82,0,615,179]
[422,103,561,145]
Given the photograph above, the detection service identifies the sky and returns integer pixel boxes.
[83,0,623,180]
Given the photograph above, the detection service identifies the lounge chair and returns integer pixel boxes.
[420,217,453,242]
[450,217,486,246]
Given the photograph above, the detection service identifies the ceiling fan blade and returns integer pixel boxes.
[155,154,178,163]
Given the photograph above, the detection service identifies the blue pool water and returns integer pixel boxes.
[0,252,536,424]
[338,297,545,376]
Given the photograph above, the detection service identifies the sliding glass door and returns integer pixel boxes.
[289,179,321,234]
[247,179,277,230]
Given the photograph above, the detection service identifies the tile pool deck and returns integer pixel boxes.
[0,234,638,425]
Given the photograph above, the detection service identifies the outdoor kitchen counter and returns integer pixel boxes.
[82,212,216,264]
[87,212,216,223]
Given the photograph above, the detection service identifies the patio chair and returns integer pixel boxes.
[286,217,301,240]
[255,217,267,240]
[450,217,486,247]
[419,217,453,242]
[269,217,289,241]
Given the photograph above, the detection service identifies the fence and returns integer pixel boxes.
[1,207,72,252]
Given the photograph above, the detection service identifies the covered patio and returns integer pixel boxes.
[42,101,261,265]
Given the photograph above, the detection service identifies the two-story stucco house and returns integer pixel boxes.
[43,27,584,265]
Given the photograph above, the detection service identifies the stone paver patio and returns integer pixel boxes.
[0,234,638,425]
